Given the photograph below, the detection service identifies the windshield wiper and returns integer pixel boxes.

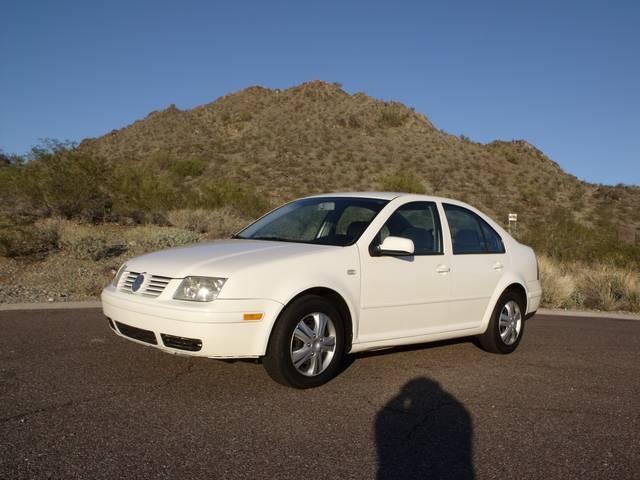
[241,235,291,242]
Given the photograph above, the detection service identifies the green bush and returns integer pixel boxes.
[0,225,59,257]
[380,174,426,194]
[110,165,179,215]
[520,206,640,267]
[378,104,408,128]
[197,180,270,218]
[25,146,113,220]
[169,158,208,178]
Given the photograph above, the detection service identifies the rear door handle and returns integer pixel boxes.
[492,262,504,271]
[436,265,451,274]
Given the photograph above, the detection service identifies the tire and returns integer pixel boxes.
[477,290,525,354]
[263,295,346,388]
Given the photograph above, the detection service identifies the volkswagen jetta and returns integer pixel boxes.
[102,193,541,388]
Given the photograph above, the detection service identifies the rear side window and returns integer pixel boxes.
[443,204,505,254]
[479,219,505,254]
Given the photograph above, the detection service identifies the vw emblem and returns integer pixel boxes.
[132,273,146,292]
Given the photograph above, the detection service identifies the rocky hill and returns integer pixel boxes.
[79,81,639,243]
[1,81,638,306]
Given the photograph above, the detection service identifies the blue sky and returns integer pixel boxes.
[1,0,638,185]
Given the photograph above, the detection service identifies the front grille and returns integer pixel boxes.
[161,333,202,352]
[117,271,172,298]
[115,321,157,345]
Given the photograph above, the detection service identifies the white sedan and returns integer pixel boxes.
[102,193,541,388]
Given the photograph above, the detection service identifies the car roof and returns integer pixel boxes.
[303,191,457,203]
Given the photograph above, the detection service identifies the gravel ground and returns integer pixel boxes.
[0,255,115,304]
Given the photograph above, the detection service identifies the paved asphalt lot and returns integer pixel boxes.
[0,309,638,479]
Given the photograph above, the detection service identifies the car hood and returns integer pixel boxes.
[125,239,339,278]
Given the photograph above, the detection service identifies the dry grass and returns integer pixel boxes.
[166,207,248,237]
[124,225,200,252]
[538,256,577,309]
[0,222,204,303]
[2,232,639,312]
[539,256,640,312]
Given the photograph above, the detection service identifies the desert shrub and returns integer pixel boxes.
[166,207,248,237]
[237,111,253,122]
[0,224,59,257]
[108,162,268,220]
[22,144,113,220]
[521,206,640,267]
[8,254,114,300]
[169,158,208,178]
[0,160,43,220]
[538,256,577,309]
[63,235,123,261]
[504,152,519,164]
[380,173,426,194]
[378,104,408,128]
[58,223,127,261]
[110,165,179,214]
[538,256,640,313]
[0,163,24,209]
[575,266,640,312]
[197,180,270,218]
[125,226,200,252]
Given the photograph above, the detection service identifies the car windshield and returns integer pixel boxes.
[235,197,389,246]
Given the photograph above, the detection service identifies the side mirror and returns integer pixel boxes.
[376,236,415,256]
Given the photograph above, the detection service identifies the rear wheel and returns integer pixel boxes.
[263,295,346,388]
[477,290,525,354]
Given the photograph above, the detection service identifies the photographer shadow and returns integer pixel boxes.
[376,377,475,479]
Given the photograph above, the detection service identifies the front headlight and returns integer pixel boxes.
[173,276,227,302]
[112,264,127,287]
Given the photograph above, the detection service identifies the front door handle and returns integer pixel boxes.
[492,262,504,271]
[436,265,451,274]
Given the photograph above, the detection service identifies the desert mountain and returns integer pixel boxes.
[78,80,640,247]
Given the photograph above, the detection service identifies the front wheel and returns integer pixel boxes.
[477,291,525,354]
[263,295,346,388]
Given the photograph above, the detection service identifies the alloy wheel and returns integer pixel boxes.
[289,312,337,376]
[499,300,522,346]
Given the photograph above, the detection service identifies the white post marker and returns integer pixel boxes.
[508,213,518,235]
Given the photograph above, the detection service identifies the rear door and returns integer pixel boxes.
[442,204,507,329]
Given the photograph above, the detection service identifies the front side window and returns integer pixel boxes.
[374,201,443,255]
[235,197,388,246]
[443,204,505,254]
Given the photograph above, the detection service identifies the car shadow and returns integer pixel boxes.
[355,337,474,359]
[335,337,477,377]
[376,377,475,479]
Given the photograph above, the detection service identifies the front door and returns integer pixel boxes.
[358,201,452,343]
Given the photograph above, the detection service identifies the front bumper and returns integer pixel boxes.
[101,286,283,358]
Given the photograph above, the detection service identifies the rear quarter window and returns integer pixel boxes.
[444,204,505,254]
